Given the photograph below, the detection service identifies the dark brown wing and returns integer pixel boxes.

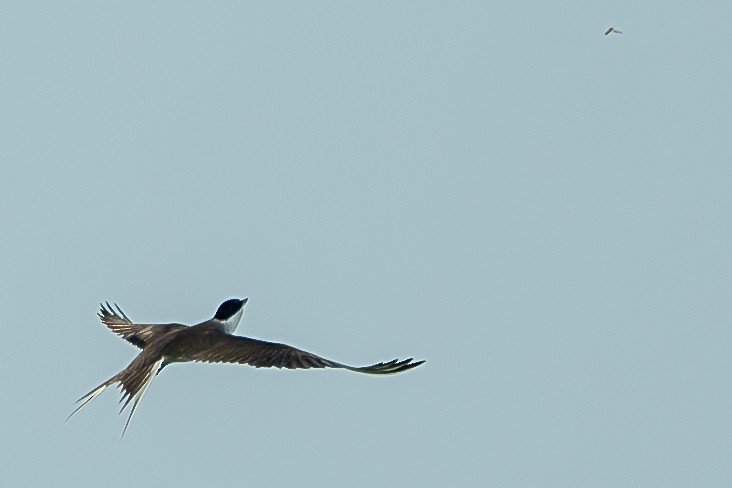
[162,326,425,375]
[99,302,188,349]
[605,27,613,35]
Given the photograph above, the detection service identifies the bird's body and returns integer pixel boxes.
[604,26,623,35]
[68,299,424,438]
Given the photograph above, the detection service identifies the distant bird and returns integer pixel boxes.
[67,298,425,438]
[604,27,623,35]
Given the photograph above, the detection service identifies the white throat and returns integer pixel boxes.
[217,305,245,334]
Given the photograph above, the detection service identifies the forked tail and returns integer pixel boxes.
[66,354,165,440]
[65,377,116,423]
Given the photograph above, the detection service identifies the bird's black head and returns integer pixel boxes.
[214,298,248,320]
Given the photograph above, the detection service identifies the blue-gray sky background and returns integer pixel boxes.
[2,1,731,486]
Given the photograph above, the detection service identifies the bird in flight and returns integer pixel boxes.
[67,298,425,438]
[604,27,623,35]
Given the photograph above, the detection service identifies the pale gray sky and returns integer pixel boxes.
[2,1,732,487]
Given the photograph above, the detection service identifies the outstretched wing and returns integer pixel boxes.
[605,27,614,35]
[99,302,188,349]
[162,326,425,375]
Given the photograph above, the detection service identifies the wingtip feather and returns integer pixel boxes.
[348,357,426,375]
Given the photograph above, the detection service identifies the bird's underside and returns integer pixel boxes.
[68,302,425,438]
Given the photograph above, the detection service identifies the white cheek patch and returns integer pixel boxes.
[219,305,245,334]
